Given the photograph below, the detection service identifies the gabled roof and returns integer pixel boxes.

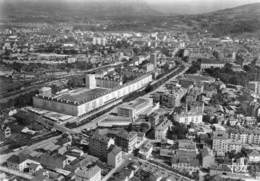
[109,145,122,156]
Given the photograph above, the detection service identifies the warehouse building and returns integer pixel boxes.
[33,73,152,116]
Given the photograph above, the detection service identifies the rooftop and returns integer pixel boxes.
[35,73,152,105]
[117,130,137,140]
[200,58,225,64]
[91,132,112,144]
[109,145,122,156]
[55,88,108,103]
[228,127,260,135]
[75,165,101,179]
[120,98,152,110]
[181,74,215,83]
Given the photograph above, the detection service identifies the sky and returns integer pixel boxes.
[145,0,260,14]
[0,0,260,15]
[145,0,260,3]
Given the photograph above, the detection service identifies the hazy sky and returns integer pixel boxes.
[145,0,260,3]
[145,0,260,14]
[1,0,260,15]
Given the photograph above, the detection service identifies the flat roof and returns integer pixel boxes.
[181,74,215,82]
[55,88,108,102]
[24,106,75,122]
[35,73,152,105]
[120,98,151,110]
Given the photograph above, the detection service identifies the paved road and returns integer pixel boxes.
[72,114,109,133]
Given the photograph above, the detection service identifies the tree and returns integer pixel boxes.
[67,77,84,88]
[161,47,170,57]
[186,60,201,74]
[223,63,232,73]
[168,121,188,139]
[202,115,211,123]
[12,62,23,72]
[50,84,60,94]
[213,50,220,60]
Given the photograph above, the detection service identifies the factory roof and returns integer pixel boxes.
[35,73,152,105]
[119,98,152,110]
[55,88,108,103]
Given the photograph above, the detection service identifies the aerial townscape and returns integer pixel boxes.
[1,0,260,181]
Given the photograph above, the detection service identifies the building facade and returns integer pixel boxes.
[155,119,172,141]
[88,133,115,161]
[212,131,243,156]
[174,111,203,125]
[117,98,153,120]
[114,131,138,153]
[86,74,96,89]
[96,78,122,89]
[107,146,123,168]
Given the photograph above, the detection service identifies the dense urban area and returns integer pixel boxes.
[1,1,260,181]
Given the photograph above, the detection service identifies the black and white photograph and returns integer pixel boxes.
[0,0,260,180]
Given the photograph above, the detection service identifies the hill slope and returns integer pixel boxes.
[197,3,260,36]
[1,0,161,22]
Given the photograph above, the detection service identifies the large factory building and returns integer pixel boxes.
[33,74,152,116]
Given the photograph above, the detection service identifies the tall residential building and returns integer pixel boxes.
[228,127,260,145]
[249,81,260,95]
[178,139,198,153]
[93,37,106,46]
[212,131,243,156]
[86,74,96,89]
[107,145,123,168]
[150,52,157,72]
[114,131,138,153]
[212,131,228,156]
[160,83,187,108]
[88,133,114,161]
[155,118,172,141]
[174,110,203,125]
[202,147,215,168]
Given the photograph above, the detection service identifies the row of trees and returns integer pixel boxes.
[5,61,94,73]
[0,90,38,109]
[206,63,251,86]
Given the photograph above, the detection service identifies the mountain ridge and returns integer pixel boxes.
[1,0,162,20]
